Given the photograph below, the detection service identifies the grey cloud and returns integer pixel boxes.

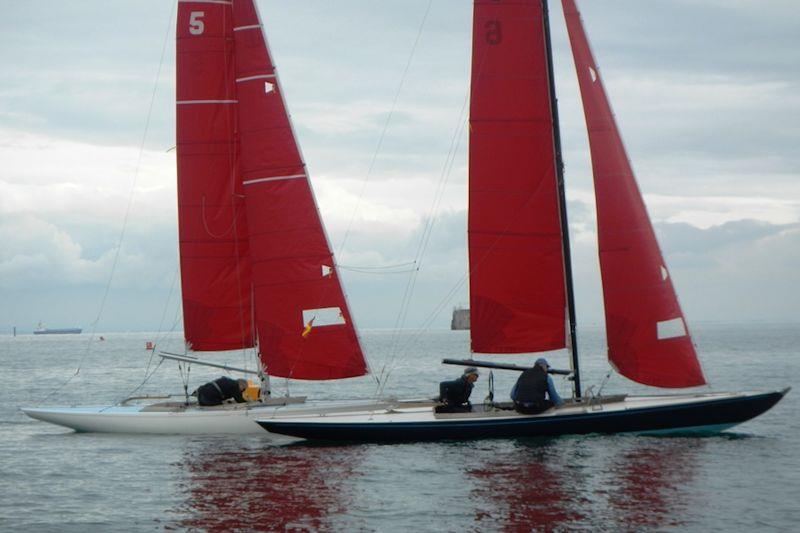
[559,1,800,80]
[658,219,792,256]
[2,1,797,332]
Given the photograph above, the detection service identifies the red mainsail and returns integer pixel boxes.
[469,0,567,354]
[231,0,367,379]
[176,0,253,351]
[562,0,705,387]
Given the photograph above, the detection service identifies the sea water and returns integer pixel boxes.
[0,324,797,531]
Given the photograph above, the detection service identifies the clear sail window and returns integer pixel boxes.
[657,317,687,340]
[302,307,346,327]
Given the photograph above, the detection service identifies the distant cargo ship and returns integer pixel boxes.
[34,323,82,335]
[450,307,470,330]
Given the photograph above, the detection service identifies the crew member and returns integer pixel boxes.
[195,376,249,406]
[510,358,563,414]
[437,367,480,412]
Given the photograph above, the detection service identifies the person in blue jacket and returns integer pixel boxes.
[510,358,563,414]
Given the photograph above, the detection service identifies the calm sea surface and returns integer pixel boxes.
[1,324,797,532]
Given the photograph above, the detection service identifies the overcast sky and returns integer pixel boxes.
[1,0,798,337]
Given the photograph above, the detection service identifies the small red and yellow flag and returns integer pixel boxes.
[302,317,315,338]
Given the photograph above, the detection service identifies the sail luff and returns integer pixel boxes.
[231,0,367,380]
[468,0,568,355]
[176,0,254,351]
[562,0,706,387]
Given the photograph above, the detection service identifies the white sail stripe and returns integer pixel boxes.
[177,99,238,105]
[243,174,307,186]
[178,0,232,5]
[233,24,262,32]
[236,74,276,83]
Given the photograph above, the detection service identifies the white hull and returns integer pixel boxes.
[22,398,431,435]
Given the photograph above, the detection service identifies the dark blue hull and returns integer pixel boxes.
[258,389,788,443]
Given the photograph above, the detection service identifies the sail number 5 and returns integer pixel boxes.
[189,11,205,35]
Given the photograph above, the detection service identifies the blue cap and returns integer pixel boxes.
[535,358,549,368]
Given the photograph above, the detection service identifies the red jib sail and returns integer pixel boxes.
[176,0,253,351]
[562,0,706,387]
[469,0,567,354]
[231,0,367,379]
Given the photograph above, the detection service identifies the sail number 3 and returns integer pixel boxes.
[485,20,502,45]
[189,11,205,35]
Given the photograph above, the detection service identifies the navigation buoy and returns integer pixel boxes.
[146,341,154,350]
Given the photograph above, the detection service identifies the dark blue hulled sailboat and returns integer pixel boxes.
[257,0,788,442]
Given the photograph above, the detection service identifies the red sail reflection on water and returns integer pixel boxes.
[468,439,704,530]
[171,444,361,531]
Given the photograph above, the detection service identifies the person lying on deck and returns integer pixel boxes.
[510,358,564,414]
[194,377,248,406]
[437,367,480,412]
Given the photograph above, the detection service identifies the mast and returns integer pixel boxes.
[542,0,581,399]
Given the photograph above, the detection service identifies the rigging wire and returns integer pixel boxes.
[135,274,184,402]
[371,24,497,397]
[337,261,417,271]
[151,265,180,349]
[374,83,472,397]
[338,266,417,275]
[103,357,166,412]
[283,0,434,384]
[335,0,434,258]
[41,2,176,403]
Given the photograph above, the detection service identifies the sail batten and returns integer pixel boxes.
[562,0,706,387]
[468,0,567,354]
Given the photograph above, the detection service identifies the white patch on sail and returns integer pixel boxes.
[657,318,686,340]
[321,265,332,277]
[264,81,275,94]
[661,266,669,281]
[589,66,598,82]
[303,307,345,327]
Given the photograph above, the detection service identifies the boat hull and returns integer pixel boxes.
[257,389,789,442]
[21,399,423,436]
[33,328,82,335]
[23,404,284,435]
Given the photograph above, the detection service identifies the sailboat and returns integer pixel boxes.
[257,0,788,442]
[22,0,417,434]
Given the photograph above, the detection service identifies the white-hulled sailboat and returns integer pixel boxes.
[257,0,788,442]
[22,0,419,434]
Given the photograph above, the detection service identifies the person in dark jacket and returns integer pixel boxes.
[195,376,249,406]
[510,358,563,414]
[437,367,480,412]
